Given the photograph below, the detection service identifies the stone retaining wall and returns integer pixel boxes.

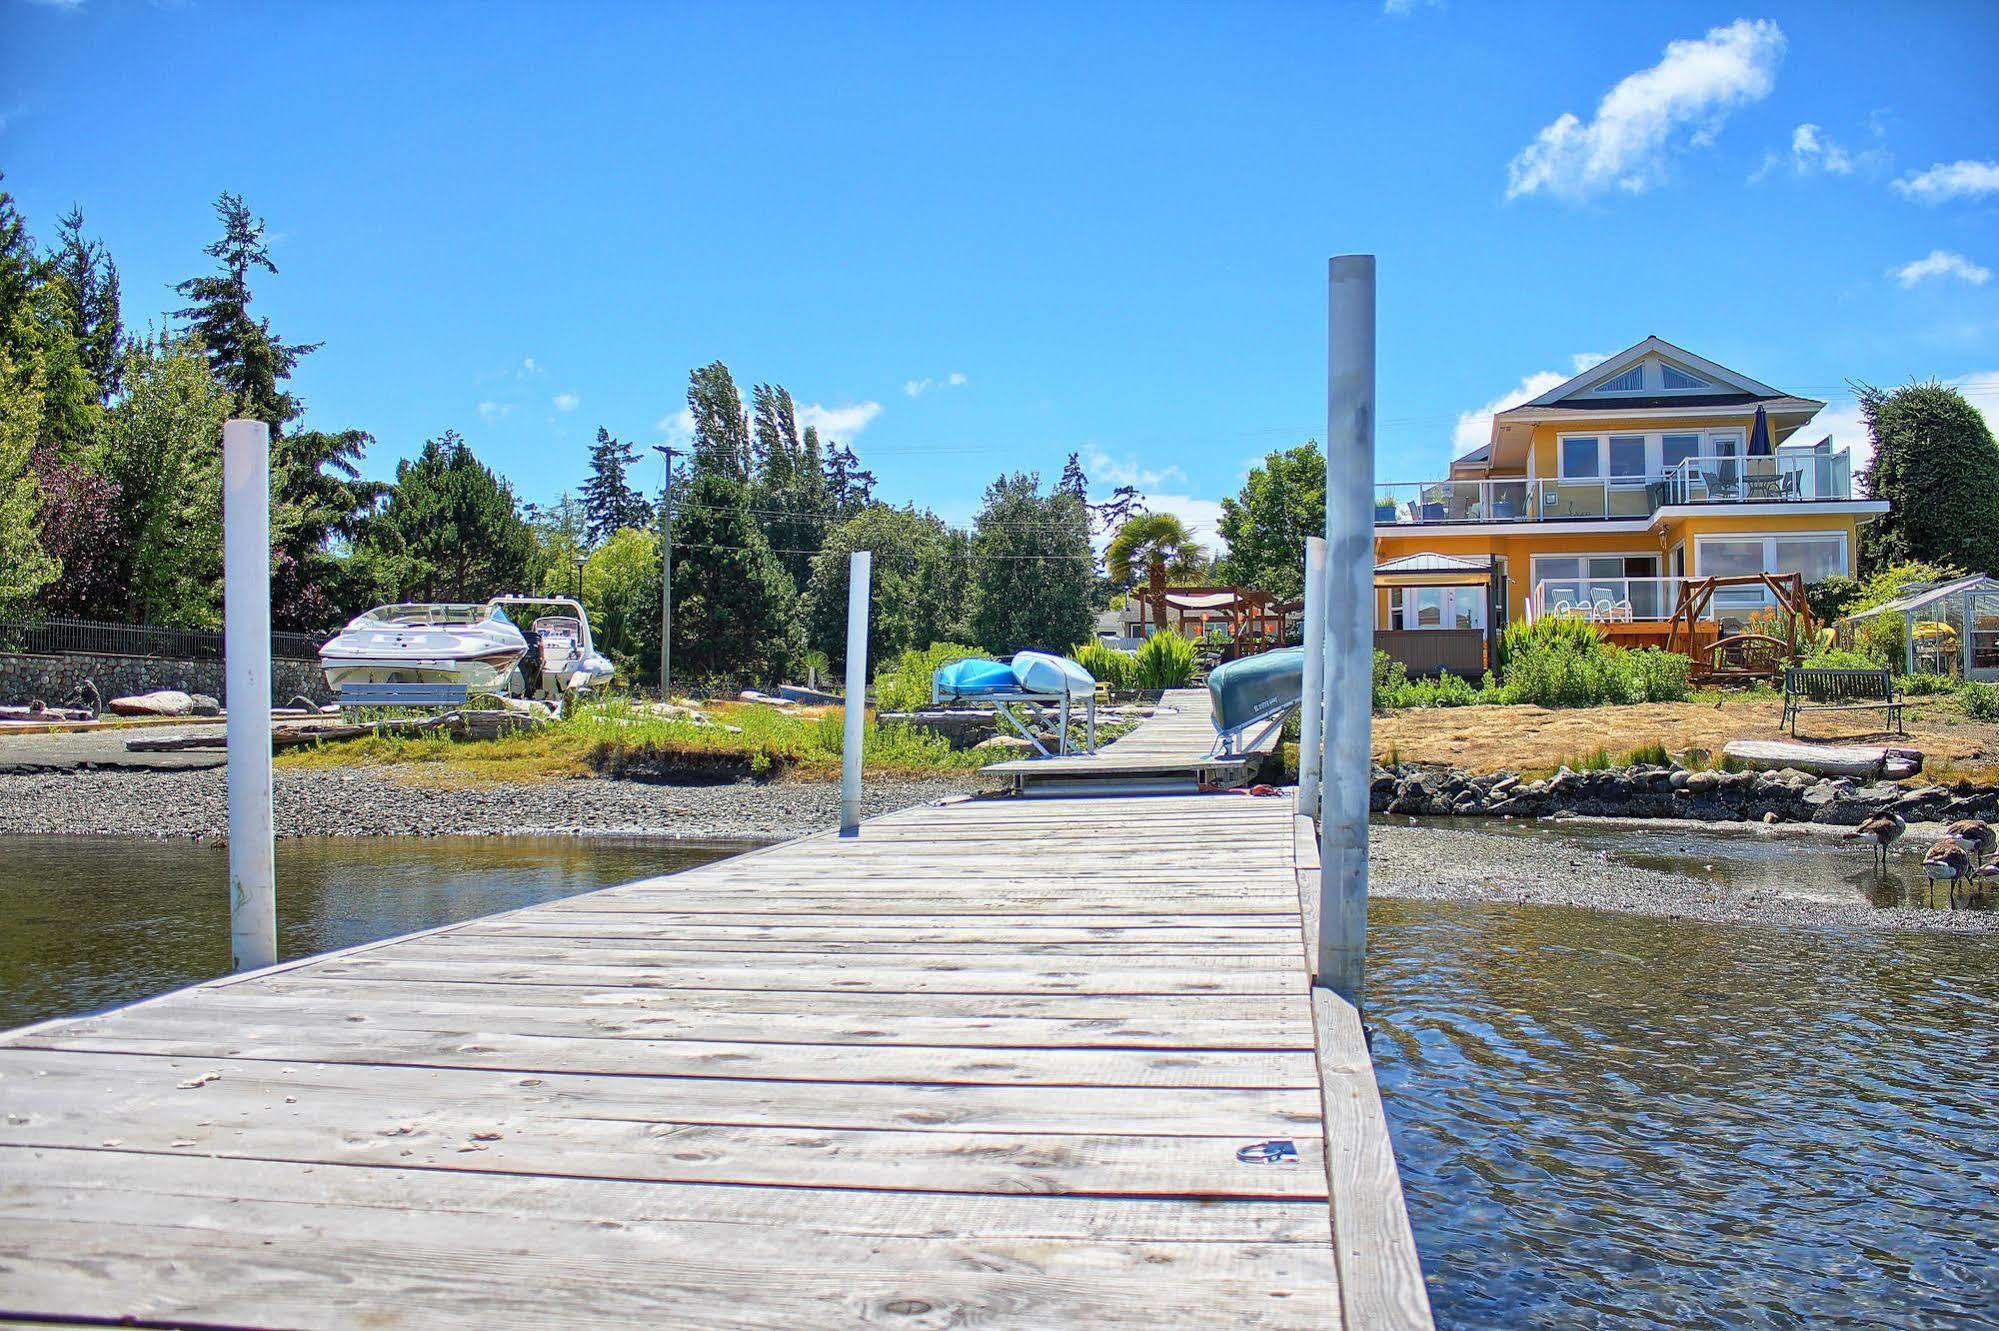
[0,652,330,709]
[1375,763,1999,827]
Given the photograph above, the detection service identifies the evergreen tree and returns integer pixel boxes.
[270,427,390,631]
[1213,442,1325,599]
[0,179,37,338]
[750,383,834,588]
[969,472,1093,653]
[93,335,230,625]
[670,470,802,682]
[46,207,122,401]
[525,493,591,597]
[0,339,60,616]
[686,361,750,482]
[581,427,648,545]
[1057,452,1088,501]
[1859,382,1999,574]
[802,504,968,669]
[360,432,533,601]
[172,192,320,433]
[822,434,877,517]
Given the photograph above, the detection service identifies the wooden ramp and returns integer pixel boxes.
[983,686,1280,793]
[0,791,1425,1330]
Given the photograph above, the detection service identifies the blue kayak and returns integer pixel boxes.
[1208,647,1306,735]
[934,657,1016,699]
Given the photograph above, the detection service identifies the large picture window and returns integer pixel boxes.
[1697,533,1849,611]
[1389,586,1487,631]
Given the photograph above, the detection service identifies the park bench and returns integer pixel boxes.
[1781,667,1905,737]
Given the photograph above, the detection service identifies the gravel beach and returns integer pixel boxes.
[0,768,992,841]
[1370,815,1999,936]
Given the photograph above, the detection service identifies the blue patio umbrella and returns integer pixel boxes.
[1748,404,1772,456]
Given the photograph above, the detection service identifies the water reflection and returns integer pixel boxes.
[0,835,750,1028]
[1370,899,1999,1330]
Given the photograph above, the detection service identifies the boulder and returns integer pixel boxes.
[973,735,1036,754]
[189,694,222,717]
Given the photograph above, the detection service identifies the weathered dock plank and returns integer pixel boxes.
[0,788,1388,1329]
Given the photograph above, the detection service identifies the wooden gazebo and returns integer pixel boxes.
[1665,573,1815,682]
[1127,586,1295,658]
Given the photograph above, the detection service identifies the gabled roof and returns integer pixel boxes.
[1375,552,1494,574]
[1511,336,1794,410]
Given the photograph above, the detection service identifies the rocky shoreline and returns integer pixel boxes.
[0,768,991,841]
[1373,762,1999,827]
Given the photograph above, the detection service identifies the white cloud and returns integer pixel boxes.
[655,406,695,447]
[1891,249,1992,288]
[1142,497,1228,558]
[1382,0,1440,13]
[794,400,883,443]
[1894,159,1999,204]
[1452,353,1607,457]
[1081,444,1187,492]
[1790,122,1853,175]
[476,400,512,423]
[23,0,86,9]
[1506,19,1785,202]
[903,372,969,398]
[552,392,580,413]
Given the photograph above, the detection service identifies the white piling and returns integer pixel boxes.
[1297,536,1329,817]
[223,419,277,972]
[839,550,873,835]
[1318,256,1375,1004]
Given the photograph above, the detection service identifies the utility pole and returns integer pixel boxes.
[652,444,681,699]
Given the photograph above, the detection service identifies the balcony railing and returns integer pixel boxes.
[1528,577,1688,623]
[1525,577,1798,624]
[1377,446,1854,525]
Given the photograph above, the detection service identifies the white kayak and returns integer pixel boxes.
[1010,650,1094,697]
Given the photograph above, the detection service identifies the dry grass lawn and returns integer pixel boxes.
[1374,694,1999,781]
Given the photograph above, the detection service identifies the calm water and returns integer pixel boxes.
[1,829,1995,1328]
[1370,898,1999,1330]
[0,834,750,1028]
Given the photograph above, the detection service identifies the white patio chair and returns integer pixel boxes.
[1611,599,1634,623]
[1552,599,1574,618]
[1592,598,1615,620]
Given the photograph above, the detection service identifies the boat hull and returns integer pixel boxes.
[320,649,524,694]
[935,658,1017,699]
[1207,647,1305,735]
[1010,651,1094,696]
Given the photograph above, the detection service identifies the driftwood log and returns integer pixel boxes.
[1722,739,1924,779]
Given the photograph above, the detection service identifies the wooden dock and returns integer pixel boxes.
[982,686,1281,793]
[0,770,1426,1327]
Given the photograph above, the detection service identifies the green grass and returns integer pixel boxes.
[278,694,996,785]
[1619,740,1671,767]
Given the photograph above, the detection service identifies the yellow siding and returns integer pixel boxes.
[1522,416,1758,479]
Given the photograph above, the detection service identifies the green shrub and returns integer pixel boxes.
[872,641,991,712]
[1494,619,1688,707]
[1372,650,1409,710]
[1132,631,1197,689]
[1802,647,1881,671]
[1073,641,1136,690]
[1963,682,1999,721]
[1900,671,1961,697]
[1804,575,1864,625]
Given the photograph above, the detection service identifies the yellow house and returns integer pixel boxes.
[1373,336,1888,676]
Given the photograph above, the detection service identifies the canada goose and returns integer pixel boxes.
[1842,811,1906,865]
[1923,839,1977,908]
[1941,819,1995,860]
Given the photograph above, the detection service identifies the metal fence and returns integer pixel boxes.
[0,618,322,662]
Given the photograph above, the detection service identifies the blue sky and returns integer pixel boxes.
[4,0,1996,549]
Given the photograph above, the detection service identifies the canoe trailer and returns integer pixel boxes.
[932,669,1098,758]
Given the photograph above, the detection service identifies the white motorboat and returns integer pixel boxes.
[487,596,617,700]
[319,603,529,694]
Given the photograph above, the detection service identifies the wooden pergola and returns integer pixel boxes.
[1128,586,1295,657]
[1665,573,1815,682]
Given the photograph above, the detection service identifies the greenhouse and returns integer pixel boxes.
[1832,574,1999,681]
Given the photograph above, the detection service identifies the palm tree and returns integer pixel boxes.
[1106,513,1205,637]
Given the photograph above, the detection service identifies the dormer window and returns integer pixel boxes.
[1597,365,1645,393]
[1660,364,1710,391]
